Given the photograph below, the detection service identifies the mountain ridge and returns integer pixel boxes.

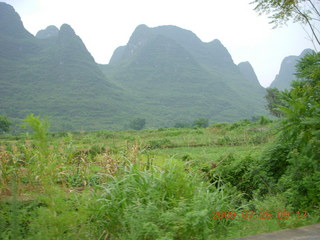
[102,24,267,126]
[269,48,314,90]
[0,3,134,130]
[1,3,268,130]
[238,61,261,87]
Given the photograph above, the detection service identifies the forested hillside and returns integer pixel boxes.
[101,25,267,126]
[0,2,267,130]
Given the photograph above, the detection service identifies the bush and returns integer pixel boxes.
[259,115,272,125]
[21,114,49,156]
[259,52,320,210]
[192,118,209,128]
[129,118,146,130]
[0,115,11,133]
[211,154,263,199]
[147,138,173,149]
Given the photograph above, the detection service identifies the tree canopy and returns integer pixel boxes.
[252,0,320,46]
[129,118,146,130]
[264,88,284,117]
[261,51,320,210]
[0,115,11,133]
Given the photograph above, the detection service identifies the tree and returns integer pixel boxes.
[261,52,320,210]
[264,87,284,117]
[0,115,11,133]
[192,118,209,128]
[252,0,320,46]
[22,114,50,155]
[129,118,146,130]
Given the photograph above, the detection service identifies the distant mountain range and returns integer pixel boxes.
[269,49,314,90]
[0,2,135,131]
[1,2,270,130]
[101,24,267,128]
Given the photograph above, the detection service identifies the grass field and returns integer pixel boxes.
[0,119,318,239]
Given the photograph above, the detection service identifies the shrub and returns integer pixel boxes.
[0,115,11,133]
[95,160,244,239]
[21,114,49,156]
[211,154,263,199]
[259,52,320,210]
[192,118,209,128]
[259,115,272,125]
[129,118,146,130]
[147,138,173,149]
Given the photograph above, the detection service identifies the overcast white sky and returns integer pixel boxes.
[3,0,316,87]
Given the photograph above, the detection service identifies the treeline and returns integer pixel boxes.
[216,51,320,211]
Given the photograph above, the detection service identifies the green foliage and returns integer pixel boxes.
[0,187,98,240]
[192,118,209,128]
[25,188,95,239]
[88,144,106,159]
[22,114,49,155]
[229,119,250,130]
[101,25,267,128]
[174,121,191,128]
[259,115,272,125]
[147,138,173,149]
[95,160,243,239]
[0,115,11,133]
[265,88,284,117]
[0,10,133,131]
[0,199,40,239]
[0,10,267,131]
[261,52,320,210]
[1,118,320,239]
[212,153,263,199]
[252,0,320,45]
[129,118,146,130]
[295,50,320,80]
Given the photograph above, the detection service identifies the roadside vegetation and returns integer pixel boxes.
[0,111,319,239]
[1,1,319,239]
[1,50,320,239]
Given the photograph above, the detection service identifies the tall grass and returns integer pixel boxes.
[0,120,318,239]
[94,159,243,239]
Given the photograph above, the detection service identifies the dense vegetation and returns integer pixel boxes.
[0,3,267,131]
[101,25,266,128]
[1,50,319,239]
[1,2,319,239]
[0,117,319,239]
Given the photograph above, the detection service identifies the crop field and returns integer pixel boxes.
[0,119,319,239]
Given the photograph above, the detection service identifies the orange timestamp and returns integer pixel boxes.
[212,210,308,220]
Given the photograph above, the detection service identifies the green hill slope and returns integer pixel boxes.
[1,3,267,130]
[102,25,267,127]
[269,49,314,90]
[0,2,133,131]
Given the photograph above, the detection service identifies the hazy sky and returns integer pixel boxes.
[3,0,316,87]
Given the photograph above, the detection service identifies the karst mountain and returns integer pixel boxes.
[0,2,267,130]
